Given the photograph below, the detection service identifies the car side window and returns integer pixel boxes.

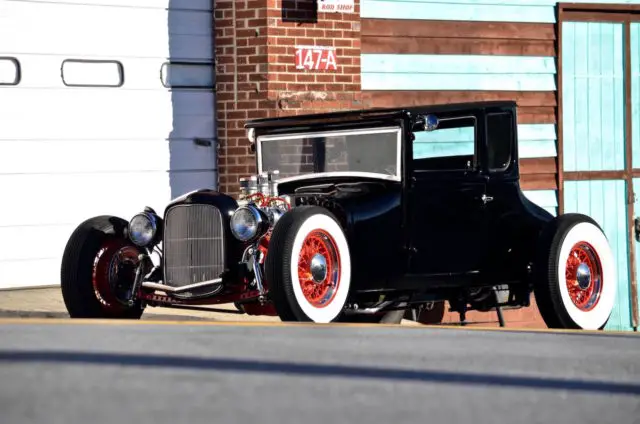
[412,115,477,172]
[486,112,513,172]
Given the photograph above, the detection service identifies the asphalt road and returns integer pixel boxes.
[0,320,638,424]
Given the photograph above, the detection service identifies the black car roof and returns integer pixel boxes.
[244,100,517,130]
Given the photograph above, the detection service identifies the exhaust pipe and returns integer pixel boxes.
[141,278,223,294]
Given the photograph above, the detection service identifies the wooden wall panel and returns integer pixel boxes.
[362,16,559,200]
[521,158,558,190]
[362,19,556,39]
[363,91,556,124]
[363,90,556,108]
[362,19,557,56]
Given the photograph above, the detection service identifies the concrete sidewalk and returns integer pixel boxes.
[0,287,281,322]
[0,286,545,327]
[0,287,425,325]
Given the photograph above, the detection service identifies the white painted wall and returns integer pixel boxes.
[0,0,217,289]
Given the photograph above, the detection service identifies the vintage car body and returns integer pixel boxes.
[60,101,617,329]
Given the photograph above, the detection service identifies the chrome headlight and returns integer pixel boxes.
[230,204,268,242]
[128,212,158,247]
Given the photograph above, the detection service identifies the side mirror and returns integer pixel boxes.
[413,114,439,132]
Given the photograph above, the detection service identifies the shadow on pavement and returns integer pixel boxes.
[0,310,213,321]
[0,350,638,396]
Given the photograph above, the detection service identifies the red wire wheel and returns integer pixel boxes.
[297,229,341,308]
[92,238,141,314]
[564,241,603,312]
[265,206,352,322]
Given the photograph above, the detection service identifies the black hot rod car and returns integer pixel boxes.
[60,101,616,329]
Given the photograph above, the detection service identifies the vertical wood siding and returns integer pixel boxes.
[562,21,626,172]
[632,23,640,169]
[633,179,640,325]
[564,180,633,331]
[561,19,634,331]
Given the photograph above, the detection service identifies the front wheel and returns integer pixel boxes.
[265,206,352,323]
[60,215,145,319]
[533,213,616,330]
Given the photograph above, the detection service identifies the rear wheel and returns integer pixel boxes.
[534,213,616,330]
[60,215,145,319]
[265,206,351,323]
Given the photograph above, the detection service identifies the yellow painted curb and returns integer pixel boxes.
[0,317,637,335]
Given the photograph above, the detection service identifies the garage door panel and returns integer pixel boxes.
[0,89,215,118]
[0,91,214,140]
[0,171,217,227]
[2,3,212,36]
[0,34,213,61]
[0,0,215,289]
[1,172,172,227]
[0,139,216,174]
[0,225,77,262]
[5,0,213,11]
[0,258,63,289]
[0,3,212,59]
[0,24,214,60]
[2,115,213,141]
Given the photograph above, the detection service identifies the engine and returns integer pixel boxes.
[228,170,292,245]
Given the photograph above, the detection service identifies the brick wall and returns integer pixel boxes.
[214,0,363,195]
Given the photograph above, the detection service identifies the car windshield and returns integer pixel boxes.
[257,127,401,181]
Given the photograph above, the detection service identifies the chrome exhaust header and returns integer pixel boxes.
[141,278,223,294]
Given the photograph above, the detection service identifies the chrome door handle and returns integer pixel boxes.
[481,194,494,204]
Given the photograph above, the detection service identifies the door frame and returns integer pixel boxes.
[557,2,640,329]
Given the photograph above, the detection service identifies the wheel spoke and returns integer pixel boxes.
[297,229,341,307]
[564,241,603,312]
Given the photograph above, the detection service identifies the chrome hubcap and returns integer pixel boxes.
[576,262,592,290]
[310,253,327,283]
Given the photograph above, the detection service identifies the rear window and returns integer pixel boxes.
[486,112,514,171]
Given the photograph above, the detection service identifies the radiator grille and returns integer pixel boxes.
[163,204,225,288]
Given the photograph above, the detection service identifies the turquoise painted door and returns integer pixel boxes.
[561,21,635,331]
[632,23,640,328]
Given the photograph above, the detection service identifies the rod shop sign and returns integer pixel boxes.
[318,0,355,13]
[295,45,338,71]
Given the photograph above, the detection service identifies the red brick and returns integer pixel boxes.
[237,9,256,19]
[215,0,362,196]
[296,74,315,82]
[334,39,352,48]
[316,74,335,83]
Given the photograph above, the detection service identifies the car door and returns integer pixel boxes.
[407,113,490,276]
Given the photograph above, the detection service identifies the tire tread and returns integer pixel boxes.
[60,215,143,319]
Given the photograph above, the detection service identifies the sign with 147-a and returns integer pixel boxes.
[295,46,338,71]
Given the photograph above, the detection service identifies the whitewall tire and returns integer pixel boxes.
[265,206,352,323]
[534,213,616,330]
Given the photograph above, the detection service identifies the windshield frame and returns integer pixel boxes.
[255,126,403,184]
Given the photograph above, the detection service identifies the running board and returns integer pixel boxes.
[141,278,223,294]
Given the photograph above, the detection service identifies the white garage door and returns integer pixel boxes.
[0,0,217,289]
